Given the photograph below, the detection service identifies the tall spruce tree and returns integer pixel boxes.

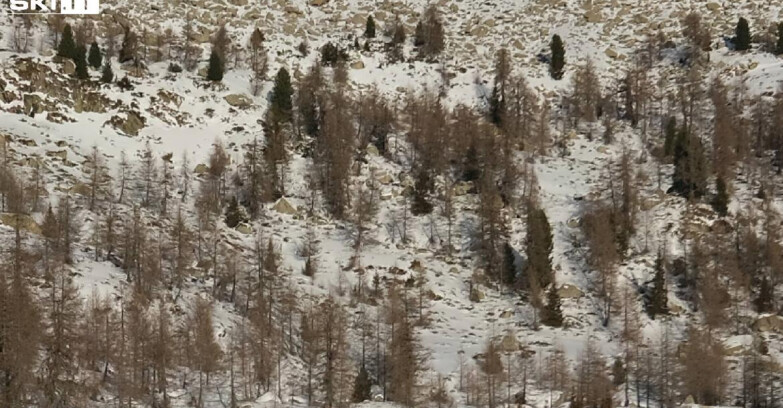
[525,207,554,290]
[735,17,751,51]
[207,49,224,81]
[365,15,376,38]
[550,34,565,80]
[712,176,729,217]
[776,22,783,55]
[270,67,293,122]
[100,60,114,83]
[502,242,517,287]
[754,276,774,313]
[352,365,372,402]
[57,24,76,60]
[542,284,563,327]
[647,251,669,319]
[74,45,89,80]
[88,41,102,69]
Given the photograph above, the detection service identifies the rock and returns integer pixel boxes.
[499,310,514,318]
[194,163,209,174]
[584,9,603,23]
[224,93,253,108]
[753,315,783,332]
[684,395,695,405]
[604,48,619,58]
[410,259,425,273]
[705,2,720,11]
[0,213,42,234]
[366,144,380,156]
[500,333,521,352]
[46,150,68,160]
[74,91,110,113]
[310,0,328,5]
[119,111,146,136]
[284,5,301,14]
[23,94,44,115]
[557,284,584,299]
[470,288,485,302]
[566,218,580,228]
[272,197,298,215]
[453,181,474,196]
[350,60,365,69]
[376,173,393,185]
[69,183,91,196]
[63,59,76,75]
[236,223,253,234]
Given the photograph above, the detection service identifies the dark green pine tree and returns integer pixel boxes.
[735,17,751,51]
[100,60,114,83]
[410,169,434,215]
[776,22,783,55]
[74,45,89,80]
[352,365,373,403]
[365,15,376,39]
[550,34,565,80]
[525,207,554,289]
[754,276,775,313]
[88,41,102,69]
[647,251,669,319]
[270,67,294,122]
[671,127,707,198]
[712,176,729,217]
[207,49,224,82]
[462,144,481,182]
[57,24,77,60]
[225,196,243,228]
[663,116,677,157]
[489,85,504,125]
[502,242,517,287]
[542,284,563,327]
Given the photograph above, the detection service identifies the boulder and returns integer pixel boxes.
[119,111,146,136]
[224,93,253,108]
[23,94,44,115]
[584,9,603,23]
[272,197,298,215]
[194,163,209,174]
[350,60,365,69]
[499,310,514,318]
[453,181,474,196]
[310,0,328,5]
[705,2,720,11]
[46,150,67,160]
[557,284,584,299]
[70,183,91,196]
[366,144,380,156]
[376,173,393,185]
[753,315,783,332]
[236,223,253,234]
[0,213,42,234]
[604,48,619,58]
[500,333,521,352]
[63,59,76,75]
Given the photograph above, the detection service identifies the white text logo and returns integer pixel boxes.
[9,0,99,14]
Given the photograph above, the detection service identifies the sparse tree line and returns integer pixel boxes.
[2,6,783,408]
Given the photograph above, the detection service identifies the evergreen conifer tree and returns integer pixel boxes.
[225,196,243,228]
[525,208,554,289]
[411,169,434,215]
[735,17,751,51]
[74,45,89,80]
[502,243,516,287]
[207,49,224,82]
[58,24,76,60]
[542,284,563,327]
[365,16,376,38]
[270,67,293,121]
[550,34,565,80]
[101,60,114,83]
[712,176,729,217]
[776,22,783,55]
[754,276,774,313]
[647,252,669,319]
[88,41,102,69]
[352,365,372,402]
